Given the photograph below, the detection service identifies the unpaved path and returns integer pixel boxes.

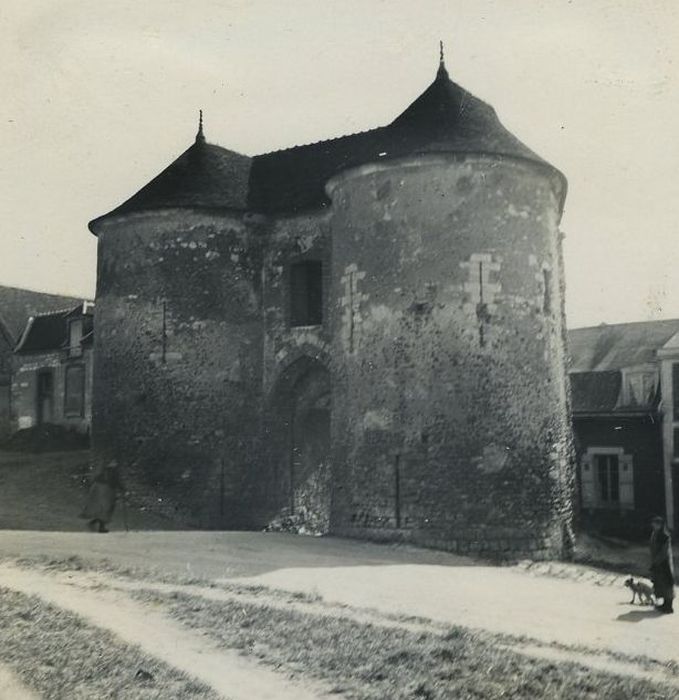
[0,530,468,578]
[0,663,39,700]
[31,564,679,689]
[2,531,677,686]
[0,562,330,700]
[229,563,679,668]
[54,567,439,635]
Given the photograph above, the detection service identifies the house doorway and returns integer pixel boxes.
[36,370,54,425]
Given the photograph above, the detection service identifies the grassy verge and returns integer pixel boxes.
[135,587,675,700]
[10,553,326,603]
[0,451,182,531]
[0,587,217,700]
[12,553,679,681]
[0,451,90,531]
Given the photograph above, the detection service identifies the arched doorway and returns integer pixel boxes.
[269,357,331,534]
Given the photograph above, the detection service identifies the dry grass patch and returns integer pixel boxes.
[0,587,217,700]
[136,588,675,700]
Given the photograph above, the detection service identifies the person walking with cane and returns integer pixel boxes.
[650,515,675,614]
[80,461,126,533]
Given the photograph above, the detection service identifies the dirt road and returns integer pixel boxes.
[233,562,678,666]
[0,530,677,698]
[0,529,468,578]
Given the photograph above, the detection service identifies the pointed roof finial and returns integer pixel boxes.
[437,40,449,79]
[196,109,205,143]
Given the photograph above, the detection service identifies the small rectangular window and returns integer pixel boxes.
[582,451,634,509]
[596,454,619,503]
[36,369,54,425]
[290,260,323,327]
[64,365,85,417]
[68,319,83,357]
[37,371,53,396]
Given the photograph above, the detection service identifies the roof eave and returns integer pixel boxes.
[88,204,249,236]
[0,316,16,348]
[14,316,35,353]
[572,410,658,419]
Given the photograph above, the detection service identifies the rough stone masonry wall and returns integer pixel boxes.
[261,213,332,394]
[327,155,574,559]
[248,212,333,526]
[93,210,264,528]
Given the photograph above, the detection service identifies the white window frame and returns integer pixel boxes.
[580,446,634,511]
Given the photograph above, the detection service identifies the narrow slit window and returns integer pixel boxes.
[543,268,552,314]
[290,261,323,327]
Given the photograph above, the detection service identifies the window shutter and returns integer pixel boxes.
[64,365,85,417]
[580,454,596,509]
[619,454,634,509]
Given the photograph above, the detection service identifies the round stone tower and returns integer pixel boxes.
[326,57,573,559]
[88,119,264,527]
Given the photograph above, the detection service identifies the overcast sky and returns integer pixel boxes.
[1,0,677,328]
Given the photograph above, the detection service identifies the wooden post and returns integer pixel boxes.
[161,300,167,364]
[394,453,401,529]
[219,458,225,523]
[289,411,296,513]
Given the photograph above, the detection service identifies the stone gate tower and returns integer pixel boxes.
[89,50,574,558]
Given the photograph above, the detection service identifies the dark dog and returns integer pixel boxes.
[624,577,655,605]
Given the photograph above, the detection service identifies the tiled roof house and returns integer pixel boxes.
[0,286,89,437]
[568,319,679,535]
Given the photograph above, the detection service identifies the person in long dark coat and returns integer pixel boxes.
[650,515,675,614]
[80,462,125,533]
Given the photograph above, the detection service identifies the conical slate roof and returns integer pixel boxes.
[88,121,252,232]
[249,58,565,213]
[90,57,565,229]
[388,60,550,166]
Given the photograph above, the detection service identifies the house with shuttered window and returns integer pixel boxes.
[11,302,94,435]
[569,319,679,538]
[0,286,84,438]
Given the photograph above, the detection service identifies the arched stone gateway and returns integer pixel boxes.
[265,357,331,534]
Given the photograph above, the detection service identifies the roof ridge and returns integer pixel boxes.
[253,125,384,158]
[30,305,83,319]
[0,283,90,300]
[201,140,252,158]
